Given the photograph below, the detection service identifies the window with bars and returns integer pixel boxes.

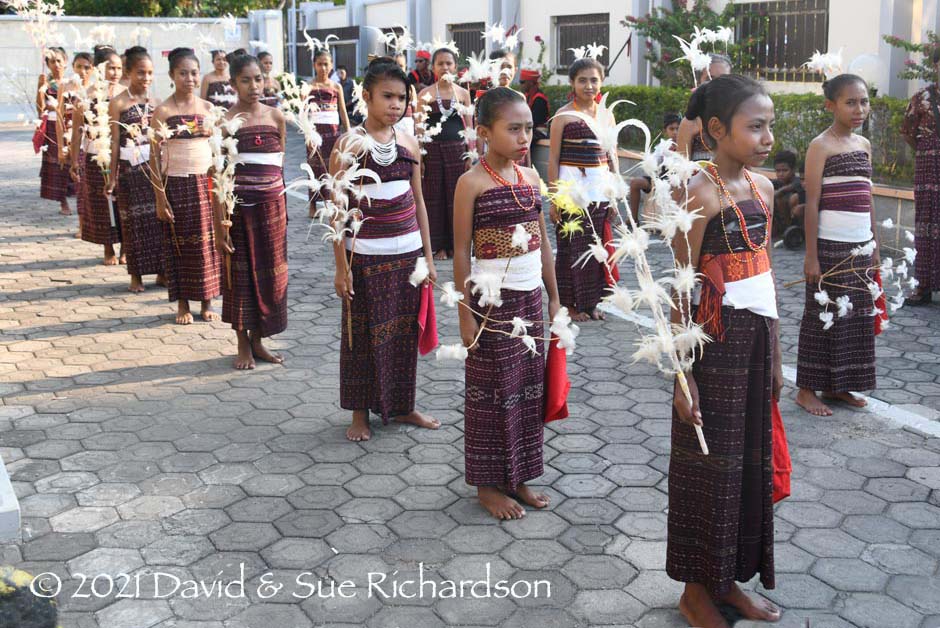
[735,0,829,82]
[449,22,486,59]
[553,13,609,74]
[380,26,405,57]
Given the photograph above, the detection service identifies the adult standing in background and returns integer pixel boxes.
[407,50,435,91]
[901,49,940,306]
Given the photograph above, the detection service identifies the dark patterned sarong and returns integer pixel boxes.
[340,249,422,423]
[422,139,466,252]
[667,306,775,597]
[163,174,222,302]
[117,165,164,277]
[39,122,73,202]
[796,239,876,392]
[555,202,609,314]
[465,288,545,487]
[222,125,288,337]
[81,153,121,245]
[914,134,940,292]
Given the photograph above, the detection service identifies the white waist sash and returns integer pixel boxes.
[357,179,409,201]
[120,142,151,166]
[818,211,873,243]
[346,230,422,255]
[472,250,543,292]
[232,152,284,166]
[309,110,340,126]
[559,164,612,203]
[46,110,58,121]
[693,270,779,320]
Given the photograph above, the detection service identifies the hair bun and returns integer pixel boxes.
[684,83,708,120]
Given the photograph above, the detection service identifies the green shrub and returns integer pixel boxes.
[542,84,914,187]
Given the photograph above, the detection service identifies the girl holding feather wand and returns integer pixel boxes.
[216,54,289,370]
[306,45,351,218]
[667,74,782,627]
[324,57,439,442]
[150,47,222,326]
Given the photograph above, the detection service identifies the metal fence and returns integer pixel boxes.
[553,13,609,75]
[735,0,830,82]
[449,22,485,59]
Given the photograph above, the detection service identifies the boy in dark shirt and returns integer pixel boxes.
[772,149,805,236]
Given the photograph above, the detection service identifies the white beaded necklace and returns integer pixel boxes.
[365,127,398,167]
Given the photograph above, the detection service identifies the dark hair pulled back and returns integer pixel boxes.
[822,73,867,101]
[685,74,767,149]
[168,47,198,72]
[476,86,525,127]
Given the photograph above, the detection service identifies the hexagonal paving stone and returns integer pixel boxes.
[393,486,460,511]
[287,485,353,510]
[138,473,203,497]
[597,444,655,465]
[624,569,685,608]
[821,490,888,515]
[435,596,517,626]
[838,593,925,628]
[95,600,172,628]
[230,604,313,628]
[116,496,184,521]
[274,509,344,538]
[776,501,844,528]
[762,573,837,609]
[862,543,938,576]
[570,590,646,625]
[502,540,572,570]
[50,506,119,533]
[141,535,214,566]
[774,542,816,573]
[499,511,568,539]
[792,528,866,558]
[345,474,408,498]
[552,474,616,498]
[96,521,164,549]
[225,496,292,523]
[367,606,446,628]
[209,522,280,552]
[67,548,145,578]
[299,463,359,486]
[608,487,667,513]
[614,512,668,540]
[326,524,397,554]
[398,463,461,486]
[810,558,890,592]
[241,473,305,497]
[886,575,940,615]
[908,466,940,490]
[162,509,231,536]
[553,498,622,526]
[444,525,513,554]
[337,498,403,524]
[76,483,141,508]
[865,477,931,503]
[261,537,333,569]
[603,463,664,487]
[388,510,458,539]
[843,514,912,544]
[562,555,637,589]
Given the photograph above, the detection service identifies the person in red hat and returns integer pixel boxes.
[407,50,435,90]
[520,66,550,152]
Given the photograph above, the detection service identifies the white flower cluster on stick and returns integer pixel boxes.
[672,25,733,85]
[8,0,64,53]
[84,63,114,180]
[546,94,710,454]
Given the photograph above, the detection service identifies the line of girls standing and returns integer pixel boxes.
[36,45,289,370]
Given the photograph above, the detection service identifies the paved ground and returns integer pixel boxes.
[1,125,940,628]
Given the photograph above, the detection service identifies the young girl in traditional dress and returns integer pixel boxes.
[36,47,73,216]
[669,74,782,627]
[258,51,281,108]
[417,47,474,259]
[215,54,289,370]
[60,51,94,234]
[305,47,351,218]
[547,57,618,322]
[151,47,222,325]
[796,74,878,417]
[201,50,236,109]
[107,47,166,293]
[71,46,124,264]
[331,57,440,442]
[453,87,559,520]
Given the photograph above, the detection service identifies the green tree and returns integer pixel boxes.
[62,0,281,17]
[884,32,940,83]
[621,0,764,88]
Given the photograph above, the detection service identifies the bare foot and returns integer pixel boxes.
[155,274,168,288]
[346,412,371,442]
[590,308,606,321]
[720,584,780,622]
[250,335,284,364]
[478,486,525,520]
[393,410,441,430]
[119,248,126,265]
[796,388,832,416]
[74,230,82,238]
[200,301,221,322]
[571,310,591,322]
[175,301,194,325]
[433,249,448,260]
[234,331,255,370]
[513,483,550,509]
[822,391,867,408]
[128,275,145,293]
[59,203,71,216]
[103,244,117,265]
[679,585,730,628]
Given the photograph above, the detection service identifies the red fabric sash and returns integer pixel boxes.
[417,283,438,355]
[695,249,770,341]
[602,219,620,286]
[33,117,47,154]
[873,270,889,335]
[772,398,791,503]
[543,336,570,423]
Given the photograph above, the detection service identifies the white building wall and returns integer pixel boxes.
[365,0,409,27]
[518,0,633,86]
[317,8,349,30]
[430,0,490,46]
